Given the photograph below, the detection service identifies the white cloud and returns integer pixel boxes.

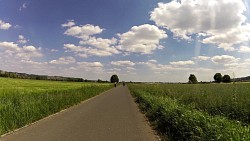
[63,21,120,57]
[224,59,250,70]
[0,41,42,60]
[0,42,20,51]
[202,24,250,51]
[150,0,249,51]
[17,46,42,59]
[79,36,120,55]
[170,60,195,66]
[19,2,28,11]
[126,67,136,70]
[61,20,75,27]
[64,44,83,52]
[238,46,250,53]
[21,60,46,65]
[18,35,28,44]
[49,56,76,65]
[148,59,157,63]
[139,60,191,72]
[64,42,119,58]
[151,0,246,39]
[81,48,114,57]
[211,55,240,64]
[50,49,59,52]
[23,45,37,52]
[110,60,135,67]
[77,62,103,68]
[117,24,167,54]
[193,56,211,61]
[0,20,12,30]
[63,24,104,40]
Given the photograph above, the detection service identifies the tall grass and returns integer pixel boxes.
[128,84,250,141]
[130,83,250,124]
[0,78,113,135]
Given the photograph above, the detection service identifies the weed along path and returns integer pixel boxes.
[1,86,158,141]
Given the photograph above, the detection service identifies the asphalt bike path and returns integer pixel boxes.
[1,86,158,141]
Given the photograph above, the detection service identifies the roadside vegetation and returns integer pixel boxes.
[0,77,113,135]
[128,83,250,141]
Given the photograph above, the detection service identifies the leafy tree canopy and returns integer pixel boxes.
[188,74,198,84]
[110,74,119,83]
[214,73,222,83]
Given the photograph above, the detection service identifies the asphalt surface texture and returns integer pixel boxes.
[1,86,159,141]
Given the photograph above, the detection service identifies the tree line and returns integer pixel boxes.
[0,70,112,83]
[0,70,85,82]
[188,73,231,84]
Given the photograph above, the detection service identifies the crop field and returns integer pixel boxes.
[128,83,250,141]
[0,77,113,135]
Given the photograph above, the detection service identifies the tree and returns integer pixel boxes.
[222,75,231,83]
[97,79,102,83]
[188,74,198,84]
[214,73,222,83]
[110,74,119,83]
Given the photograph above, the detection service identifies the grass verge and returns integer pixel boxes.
[128,84,250,141]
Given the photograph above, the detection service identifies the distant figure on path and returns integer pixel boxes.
[114,82,117,87]
[123,82,125,86]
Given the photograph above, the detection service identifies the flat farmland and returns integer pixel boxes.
[128,83,250,141]
[0,78,113,135]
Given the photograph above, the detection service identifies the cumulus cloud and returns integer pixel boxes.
[0,20,12,30]
[18,35,28,44]
[79,36,120,55]
[238,46,250,53]
[49,56,76,65]
[148,59,157,63]
[77,62,103,68]
[61,20,75,27]
[150,0,249,51]
[138,60,191,72]
[151,0,246,39]
[21,60,46,65]
[80,37,117,50]
[211,55,240,64]
[170,60,195,66]
[117,24,167,54]
[0,42,20,51]
[63,21,119,57]
[0,41,42,60]
[193,56,211,61]
[63,23,104,40]
[202,24,250,51]
[224,59,250,69]
[64,43,119,57]
[110,60,135,67]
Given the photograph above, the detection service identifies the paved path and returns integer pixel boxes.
[1,86,158,141]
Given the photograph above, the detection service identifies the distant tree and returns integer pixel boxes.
[188,74,198,84]
[222,75,231,83]
[110,74,119,83]
[97,79,102,83]
[214,73,222,83]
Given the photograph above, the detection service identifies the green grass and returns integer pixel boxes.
[130,83,250,124]
[128,83,250,141]
[0,77,113,135]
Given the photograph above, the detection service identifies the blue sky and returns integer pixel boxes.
[0,0,250,82]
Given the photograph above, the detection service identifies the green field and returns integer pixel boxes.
[0,77,113,135]
[128,83,250,141]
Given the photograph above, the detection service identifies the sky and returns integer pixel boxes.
[0,0,250,82]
